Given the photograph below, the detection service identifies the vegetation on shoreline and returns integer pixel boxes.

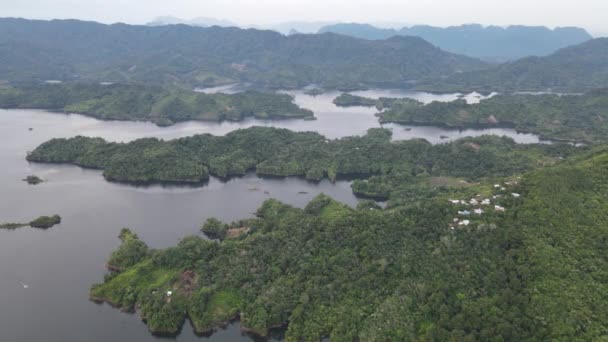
[90,145,608,339]
[369,89,608,142]
[1,215,62,229]
[0,83,314,126]
[26,127,581,187]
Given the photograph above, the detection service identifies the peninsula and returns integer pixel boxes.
[0,83,314,126]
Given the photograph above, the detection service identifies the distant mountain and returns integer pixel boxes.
[146,17,334,34]
[320,23,396,40]
[416,38,608,93]
[319,23,593,62]
[0,18,487,90]
[146,16,238,28]
[268,21,337,34]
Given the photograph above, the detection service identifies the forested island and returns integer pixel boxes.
[90,144,608,340]
[22,175,43,185]
[0,83,314,126]
[0,215,61,229]
[333,90,608,143]
[332,93,378,107]
[26,127,581,190]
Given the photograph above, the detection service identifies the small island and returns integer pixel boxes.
[303,88,324,96]
[1,215,61,230]
[332,93,378,107]
[23,175,43,185]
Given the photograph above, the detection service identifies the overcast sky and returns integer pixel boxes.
[2,0,607,35]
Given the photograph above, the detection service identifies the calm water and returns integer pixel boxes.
[0,89,542,341]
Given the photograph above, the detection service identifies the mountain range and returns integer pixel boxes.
[319,23,593,62]
[146,16,238,28]
[416,37,608,93]
[0,18,485,89]
[146,16,335,34]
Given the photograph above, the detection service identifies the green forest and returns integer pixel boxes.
[0,18,484,90]
[4,12,608,342]
[90,144,608,340]
[332,93,378,107]
[0,83,313,126]
[26,126,581,187]
[373,89,608,142]
[415,38,608,93]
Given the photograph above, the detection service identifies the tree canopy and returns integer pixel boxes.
[0,83,313,126]
[90,146,608,340]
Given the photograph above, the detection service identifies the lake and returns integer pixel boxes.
[0,89,543,341]
[0,111,357,342]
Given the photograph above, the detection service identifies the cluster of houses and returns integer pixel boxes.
[447,180,521,230]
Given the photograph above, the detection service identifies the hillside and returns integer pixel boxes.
[0,83,313,125]
[87,140,607,340]
[416,38,608,93]
[373,89,608,142]
[319,23,592,62]
[0,18,485,90]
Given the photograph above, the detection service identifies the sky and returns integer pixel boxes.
[1,0,607,35]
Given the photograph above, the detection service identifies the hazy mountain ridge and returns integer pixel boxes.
[146,16,335,34]
[416,37,608,93]
[146,16,238,28]
[0,18,486,89]
[319,23,593,61]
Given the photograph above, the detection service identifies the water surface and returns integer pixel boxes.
[0,111,357,342]
[0,88,542,341]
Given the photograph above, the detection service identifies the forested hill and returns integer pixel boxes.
[0,83,313,125]
[26,126,580,185]
[416,38,608,93]
[0,18,485,90]
[88,141,608,340]
[319,23,592,62]
[371,89,608,143]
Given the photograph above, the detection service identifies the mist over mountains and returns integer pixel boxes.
[0,18,485,89]
[145,17,593,62]
[146,16,336,34]
[319,23,593,62]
